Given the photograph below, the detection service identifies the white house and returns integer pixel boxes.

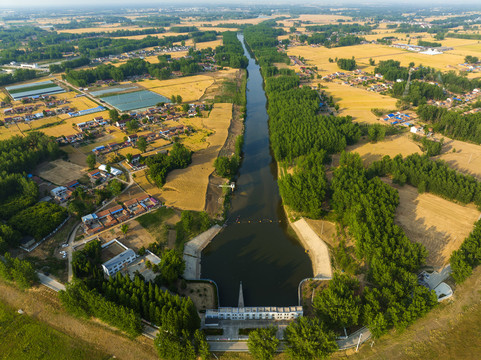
[98,164,122,176]
[102,247,136,277]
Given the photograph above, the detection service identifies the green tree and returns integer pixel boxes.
[171,94,176,103]
[137,137,148,153]
[126,153,133,163]
[157,249,185,285]
[284,317,338,360]
[120,223,129,238]
[182,103,190,112]
[109,109,119,122]
[176,95,183,104]
[86,154,96,170]
[247,327,279,360]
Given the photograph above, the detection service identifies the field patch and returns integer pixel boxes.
[140,74,215,103]
[100,90,170,112]
[160,103,232,211]
[35,159,85,185]
[345,133,422,165]
[321,81,398,124]
[0,300,107,360]
[436,138,481,180]
[385,178,480,269]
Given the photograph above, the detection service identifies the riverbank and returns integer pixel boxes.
[183,225,222,280]
[290,218,333,279]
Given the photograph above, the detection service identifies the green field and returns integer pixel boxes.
[0,300,110,360]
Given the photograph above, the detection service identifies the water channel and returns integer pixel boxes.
[201,34,313,307]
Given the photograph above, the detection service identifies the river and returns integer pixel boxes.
[201,34,312,307]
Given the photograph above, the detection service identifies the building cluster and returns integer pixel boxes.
[87,165,122,184]
[380,111,415,126]
[205,306,303,324]
[91,45,192,65]
[50,179,81,203]
[81,194,159,235]
[391,43,453,55]
[2,95,74,124]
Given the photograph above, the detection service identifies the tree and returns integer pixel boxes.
[106,164,111,175]
[368,124,386,143]
[248,327,279,360]
[171,94,176,103]
[182,103,190,112]
[465,55,479,64]
[86,154,96,170]
[126,153,133,164]
[157,249,185,285]
[126,120,139,133]
[137,137,148,153]
[284,317,338,360]
[109,109,119,122]
[120,223,129,238]
[176,95,183,104]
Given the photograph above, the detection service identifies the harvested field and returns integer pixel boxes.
[341,133,422,165]
[35,159,85,185]
[160,103,232,211]
[436,137,481,180]
[182,38,223,49]
[384,178,480,269]
[62,145,88,167]
[134,169,164,199]
[320,81,398,124]
[140,74,215,103]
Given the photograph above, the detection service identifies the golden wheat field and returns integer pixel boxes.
[436,137,481,180]
[140,74,215,103]
[319,81,398,124]
[346,133,422,165]
[385,178,480,269]
[159,103,232,211]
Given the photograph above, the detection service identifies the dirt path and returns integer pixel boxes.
[332,265,481,359]
[0,282,158,360]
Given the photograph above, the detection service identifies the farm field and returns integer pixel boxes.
[0,300,109,360]
[35,159,86,185]
[436,137,481,180]
[384,178,480,269]
[343,133,422,165]
[140,74,215,103]
[320,81,398,124]
[160,103,232,211]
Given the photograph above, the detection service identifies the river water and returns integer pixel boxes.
[201,34,312,307]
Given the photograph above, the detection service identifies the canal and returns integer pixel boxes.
[201,34,313,307]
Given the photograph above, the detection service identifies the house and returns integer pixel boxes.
[127,134,138,143]
[65,179,80,189]
[50,186,71,202]
[98,164,122,176]
[410,125,423,135]
[101,239,137,277]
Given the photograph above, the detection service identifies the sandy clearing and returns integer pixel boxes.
[291,218,332,279]
[384,178,480,269]
[160,103,232,211]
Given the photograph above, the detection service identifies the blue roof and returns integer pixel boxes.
[395,116,402,120]
[110,208,123,215]
[387,114,394,117]
[391,121,398,125]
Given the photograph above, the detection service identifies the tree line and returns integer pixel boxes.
[214,31,248,69]
[417,104,481,144]
[369,153,481,206]
[0,252,38,289]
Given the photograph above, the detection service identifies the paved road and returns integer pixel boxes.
[209,341,250,352]
[37,273,66,292]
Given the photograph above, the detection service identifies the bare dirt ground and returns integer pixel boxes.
[0,282,158,360]
[35,159,86,185]
[99,220,156,252]
[384,178,480,269]
[178,282,216,312]
[436,137,481,180]
[62,145,88,167]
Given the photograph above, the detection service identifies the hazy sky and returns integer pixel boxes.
[2,0,481,8]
